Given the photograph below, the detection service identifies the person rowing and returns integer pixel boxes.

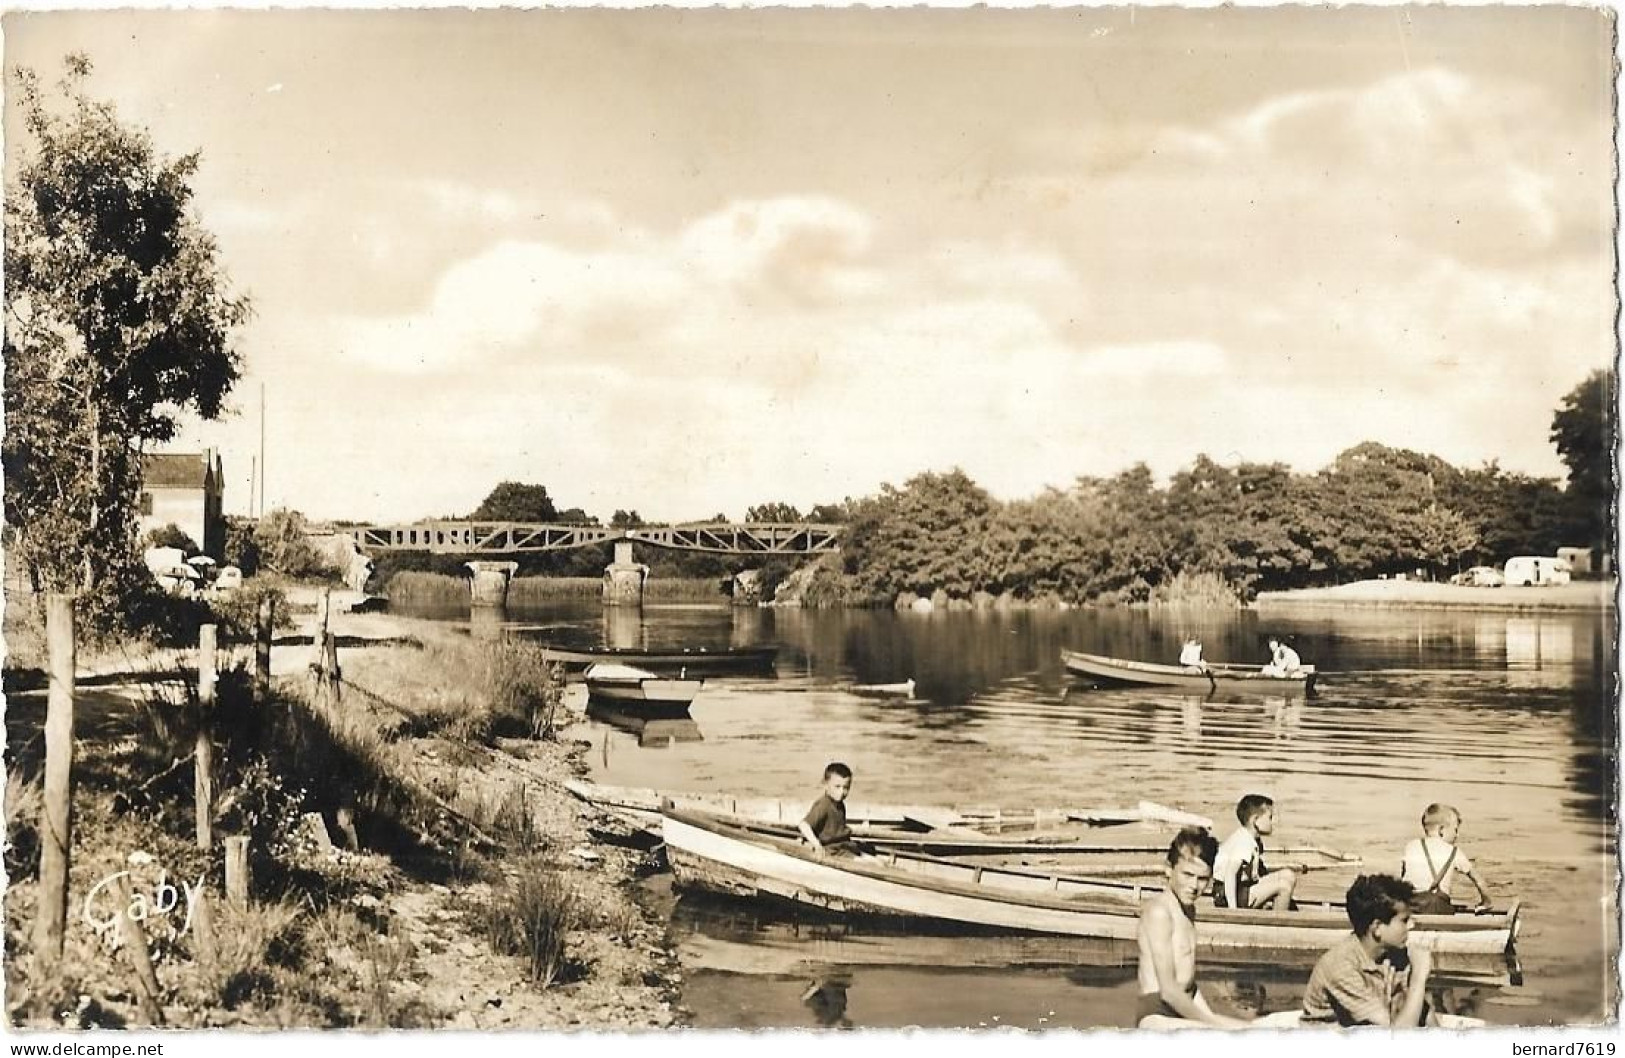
[1262,636,1304,679]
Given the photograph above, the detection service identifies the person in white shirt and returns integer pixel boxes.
[1178,637,1208,672]
[1399,803,1491,913]
[1261,636,1303,678]
[1212,794,1299,910]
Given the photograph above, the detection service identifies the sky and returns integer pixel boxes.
[3,7,1616,524]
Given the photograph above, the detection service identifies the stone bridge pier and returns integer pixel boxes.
[731,569,763,607]
[603,541,649,607]
[466,560,519,608]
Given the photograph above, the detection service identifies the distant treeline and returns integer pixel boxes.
[820,443,1593,606]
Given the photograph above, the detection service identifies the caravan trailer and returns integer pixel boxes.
[1503,556,1572,587]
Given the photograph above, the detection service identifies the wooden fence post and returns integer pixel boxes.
[324,630,342,703]
[33,593,75,968]
[224,836,251,911]
[310,588,331,704]
[191,889,218,968]
[109,874,165,1026]
[195,623,217,850]
[254,593,274,700]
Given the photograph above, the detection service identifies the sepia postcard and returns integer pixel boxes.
[0,5,1616,1051]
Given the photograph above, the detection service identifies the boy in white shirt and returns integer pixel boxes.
[1213,793,1299,910]
[1399,803,1491,913]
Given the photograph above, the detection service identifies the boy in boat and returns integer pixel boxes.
[798,762,857,857]
[1301,874,1437,1027]
[1136,828,1250,1028]
[1212,794,1299,911]
[1179,637,1209,673]
[1399,803,1492,914]
[1261,637,1303,678]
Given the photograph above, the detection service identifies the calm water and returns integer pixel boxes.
[405,599,1618,1027]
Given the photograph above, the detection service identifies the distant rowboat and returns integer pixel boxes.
[1062,650,1317,694]
[848,678,915,699]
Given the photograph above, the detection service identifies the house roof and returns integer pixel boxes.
[143,453,209,489]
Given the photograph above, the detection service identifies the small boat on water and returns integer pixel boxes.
[1063,649,1317,694]
[583,663,704,713]
[537,643,777,674]
[662,809,1521,958]
[565,779,1213,837]
[848,678,916,699]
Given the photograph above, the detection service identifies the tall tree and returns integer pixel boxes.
[1550,369,1617,557]
[3,55,249,628]
[469,481,558,522]
[745,502,803,523]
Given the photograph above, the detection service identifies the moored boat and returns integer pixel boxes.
[661,809,1521,958]
[565,778,1214,837]
[537,643,777,674]
[848,678,916,699]
[583,663,704,713]
[1063,649,1317,694]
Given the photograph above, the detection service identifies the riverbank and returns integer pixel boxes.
[3,585,683,1029]
[1255,578,1615,611]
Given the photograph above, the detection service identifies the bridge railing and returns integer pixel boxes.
[342,521,843,555]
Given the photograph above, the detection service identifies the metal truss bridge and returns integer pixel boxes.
[343,521,843,556]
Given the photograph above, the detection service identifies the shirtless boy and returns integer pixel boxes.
[1136,828,1250,1028]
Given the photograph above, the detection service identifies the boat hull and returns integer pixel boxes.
[1063,650,1317,694]
[565,780,1211,836]
[663,812,1518,958]
[539,644,777,674]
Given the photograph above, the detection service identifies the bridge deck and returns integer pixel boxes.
[343,522,842,555]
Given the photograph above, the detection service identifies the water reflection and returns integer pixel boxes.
[800,975,853,1029]
[586,702,704,749]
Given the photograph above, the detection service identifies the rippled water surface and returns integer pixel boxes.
[405,600,1618,1027]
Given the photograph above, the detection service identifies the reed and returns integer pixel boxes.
[1147,570,1245,608]
[483,863,576,987]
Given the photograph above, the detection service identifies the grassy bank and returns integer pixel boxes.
[386,571,726,607]
[3,608,681,1029]
[1255,578,1615,611]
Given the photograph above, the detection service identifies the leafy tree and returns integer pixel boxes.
[253,509,332,579]
[223,517,261,576]
[142,523,199,555]
[3,55,249,630]
[1551,369,1616,557]
[554,507,598,525]
[470,481,557,522]
[745,502,802,523]
[610,510,645,529]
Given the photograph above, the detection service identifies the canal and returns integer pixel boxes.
[403,599,1617,1028]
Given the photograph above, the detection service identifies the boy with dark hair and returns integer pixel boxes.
[1301,874,1436,1027]
[1212,793,1299,910]
[798,762,855,857]
[1136,828,1251,1028]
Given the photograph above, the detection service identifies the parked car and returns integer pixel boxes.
[1450,566,1506,588]
[214,566,243,591]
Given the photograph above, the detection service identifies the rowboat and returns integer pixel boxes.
[1063,650,1318,694]
[848,679,916,699]
[537,643,777,674]
[662,810,1521,958]
[583,663,703,713]
[565,779,1214,836]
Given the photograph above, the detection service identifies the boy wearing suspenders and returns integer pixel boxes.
[1400,803,1492,914]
